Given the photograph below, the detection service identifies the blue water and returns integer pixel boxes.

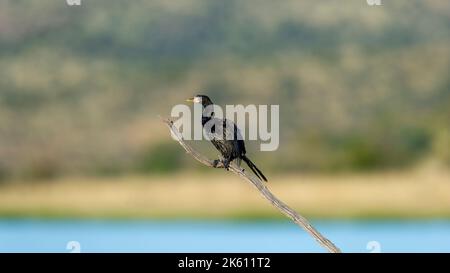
[0,219,449,253]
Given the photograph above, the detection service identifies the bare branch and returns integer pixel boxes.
[161,117,342,253]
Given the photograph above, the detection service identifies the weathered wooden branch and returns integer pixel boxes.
[161,117,341,253]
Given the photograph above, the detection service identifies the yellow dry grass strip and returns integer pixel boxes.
[0,169,449,219]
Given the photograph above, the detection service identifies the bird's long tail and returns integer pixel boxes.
[242,155,268,182]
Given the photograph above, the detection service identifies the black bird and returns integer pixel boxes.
[187,95,268,182]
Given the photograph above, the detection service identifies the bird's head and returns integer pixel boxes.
[186,95,213,107]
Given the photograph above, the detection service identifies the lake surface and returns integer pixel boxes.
[0,219,449,253]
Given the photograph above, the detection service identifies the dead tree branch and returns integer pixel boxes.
[161,117,341,253]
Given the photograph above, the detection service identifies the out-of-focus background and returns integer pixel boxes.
[0,0,449,252]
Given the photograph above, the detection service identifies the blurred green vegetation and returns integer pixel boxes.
[0,0,449,179]
[137,142,184,174]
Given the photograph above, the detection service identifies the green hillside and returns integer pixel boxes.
[0,0,449,179]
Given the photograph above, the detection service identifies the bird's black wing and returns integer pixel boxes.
[205,118,237,160]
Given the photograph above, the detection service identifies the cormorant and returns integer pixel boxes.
[187,95,268,182]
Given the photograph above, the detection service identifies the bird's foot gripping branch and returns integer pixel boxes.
[160,116,342,253]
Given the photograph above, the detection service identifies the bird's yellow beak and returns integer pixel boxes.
[186,97,194,102]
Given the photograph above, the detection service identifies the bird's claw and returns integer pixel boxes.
[223,160,230,171]
[212,159,220,168]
